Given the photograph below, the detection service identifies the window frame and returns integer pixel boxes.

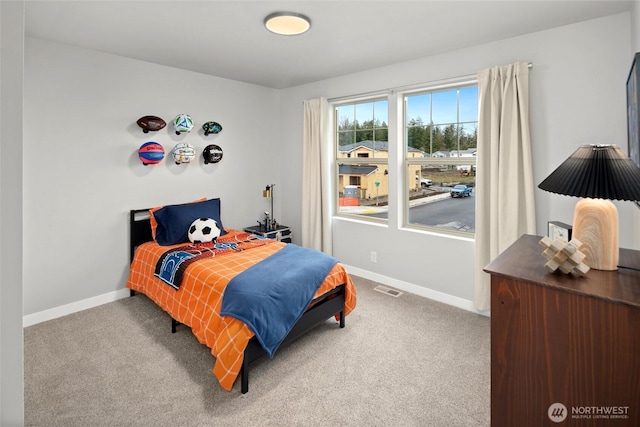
[333,95,390,225]
[401,79,478,237]
[329,77,478,238]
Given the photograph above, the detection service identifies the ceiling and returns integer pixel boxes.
[25,1,633,89]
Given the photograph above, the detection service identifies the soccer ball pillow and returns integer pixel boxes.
[188,218,220,244]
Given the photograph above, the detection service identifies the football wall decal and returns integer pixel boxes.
[202,121,223,136]
[136,115,166,133]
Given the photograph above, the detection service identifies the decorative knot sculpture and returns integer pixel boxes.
[538,236,590,276]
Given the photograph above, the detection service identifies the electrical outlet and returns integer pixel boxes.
[370,251,377,263]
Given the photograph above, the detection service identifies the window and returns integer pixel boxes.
[404,83,478,234]
[332,82,477,236]
[335,99,389,219]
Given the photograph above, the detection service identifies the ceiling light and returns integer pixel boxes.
[264,12,311,35]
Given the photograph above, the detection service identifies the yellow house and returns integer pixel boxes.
[338,141,423,200]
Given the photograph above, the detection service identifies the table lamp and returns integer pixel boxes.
[538,144,640,270]
[263,184,275,231]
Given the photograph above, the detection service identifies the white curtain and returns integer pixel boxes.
[302,98,332,254]
[474,62,536,311]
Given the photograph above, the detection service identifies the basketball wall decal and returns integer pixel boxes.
[138,141,165,165]
[172,142,196,164]
[203,144,223,164]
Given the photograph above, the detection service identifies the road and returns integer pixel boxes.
[369,190,475,232]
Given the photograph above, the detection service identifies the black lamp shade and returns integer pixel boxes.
[538,144,640,201]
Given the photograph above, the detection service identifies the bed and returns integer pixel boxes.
[125,198,356,393]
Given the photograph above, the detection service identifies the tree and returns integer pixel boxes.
[442,124,456,151]
[355,118,388,142]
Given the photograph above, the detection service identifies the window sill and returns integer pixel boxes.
[399,225,475,242]
[333,214,388,228]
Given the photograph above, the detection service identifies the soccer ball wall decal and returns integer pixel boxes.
[188,218,220,244]
[173,113,194,135]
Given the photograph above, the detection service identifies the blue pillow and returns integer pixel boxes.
[153,198,227,246]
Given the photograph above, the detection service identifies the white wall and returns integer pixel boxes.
[280,12,633,308]
[22,12,637,319]
[1,1,25,424]
[23,38,283,318]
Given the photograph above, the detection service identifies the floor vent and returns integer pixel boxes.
[373,285,403,297]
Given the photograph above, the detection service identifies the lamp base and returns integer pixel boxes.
[572,198,619,270]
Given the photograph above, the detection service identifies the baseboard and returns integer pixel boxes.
[23,267,489,327]
[23,288,131,327]
[344,265,489,317]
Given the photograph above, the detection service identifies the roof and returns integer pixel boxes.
[338,165,378,176]
[339,140,389,153]
[432,148,477,157]
[339,140,422,153]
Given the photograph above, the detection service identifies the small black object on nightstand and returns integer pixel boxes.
[243,225,292,243]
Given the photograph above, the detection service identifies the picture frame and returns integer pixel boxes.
[548,221,572,242]
[626,51,640,208]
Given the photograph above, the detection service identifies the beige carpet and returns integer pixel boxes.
[24,276,490,426]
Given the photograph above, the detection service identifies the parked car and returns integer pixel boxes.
[450,184,472,197]
[416,176,433,188]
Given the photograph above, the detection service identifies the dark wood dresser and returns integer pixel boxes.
[484,234,640,426]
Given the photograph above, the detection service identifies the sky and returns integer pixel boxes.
[406,85,478,125]
[337,85,478,129]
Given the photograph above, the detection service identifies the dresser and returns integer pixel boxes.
[484,234,640,426]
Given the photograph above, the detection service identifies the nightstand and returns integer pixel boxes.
[243,225,292,243]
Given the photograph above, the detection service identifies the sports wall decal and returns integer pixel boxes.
[133,114,224,167]
[172,143,196,164]
[138,141,165,165]
[203,144,223,164]
[202,121,223,136]
[136,115,166,133]
[173,113,194,135]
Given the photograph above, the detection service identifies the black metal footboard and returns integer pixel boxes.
[240,284,346,394]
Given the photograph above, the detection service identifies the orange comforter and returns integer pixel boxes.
[126,229,356,391]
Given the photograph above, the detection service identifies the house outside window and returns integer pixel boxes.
[404,83,478,234]
[335,99,389,218]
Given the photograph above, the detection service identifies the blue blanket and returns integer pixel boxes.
[220,244,338,358]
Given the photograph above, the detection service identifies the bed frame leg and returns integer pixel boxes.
[339,310,345,328]
[130,289,136,297]
[241,356,249,394]
[171,318,180,334]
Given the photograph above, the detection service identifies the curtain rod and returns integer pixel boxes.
[327,62,533,103]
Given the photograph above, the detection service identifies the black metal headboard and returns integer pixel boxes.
[130,208,153,263]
